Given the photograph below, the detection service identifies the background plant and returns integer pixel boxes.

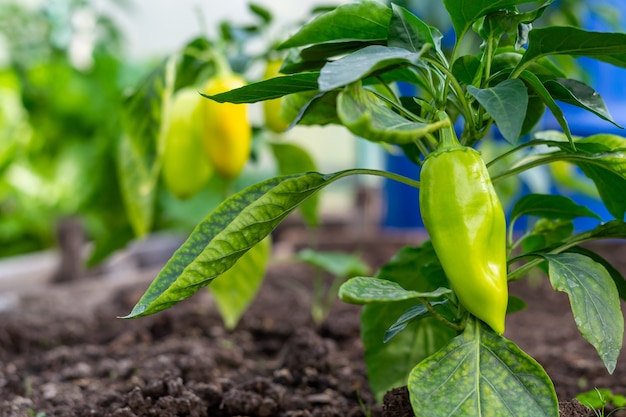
[123,1,626,416]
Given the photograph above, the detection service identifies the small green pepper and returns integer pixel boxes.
[419,116,508,334]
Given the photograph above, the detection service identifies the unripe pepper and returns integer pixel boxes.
[262,59,290,133]
[419,117,508,334]
[162,87,213,200]
[202,70,251,180]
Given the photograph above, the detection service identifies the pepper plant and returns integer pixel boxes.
[124,1,626,415]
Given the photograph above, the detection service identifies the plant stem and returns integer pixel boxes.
[421,298,466,332]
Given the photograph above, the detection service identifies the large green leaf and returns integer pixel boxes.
[361,244,455,402]
[467,79,528,143]
[270,142,319,226]
[205,72,320,104]
[545,78,620,128]
[278,1,392,49]
[122,169,396,318]
[545,253,623,373]
[318,45,423,92]
[337,82,448,145]
[516,27,626,73]
[339,277,451,304]
[409,318,558,417]
[210,237,271,329]
[118,56,176,236]
[388,3,443,56]
[442,0,539,41]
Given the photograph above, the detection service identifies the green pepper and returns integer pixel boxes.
[419,116,508,334]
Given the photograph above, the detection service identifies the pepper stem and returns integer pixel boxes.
[435,111,461,150]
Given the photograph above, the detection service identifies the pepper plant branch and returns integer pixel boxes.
[507,227,614,281]
[420,57,473,129]
[490,152,610,185]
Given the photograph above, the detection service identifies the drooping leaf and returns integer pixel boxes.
[388,4,443,56]
[467,79,528,143]
[516,27,626,72]
[118,56,177,236]
[519,70,572,144]
[270,142,319,226]
[409,317,558,417]
[205,72,320,104]
[280,90,340,127]
[337,82,448,145]
[361,243,455,402]
[545,78,621,128]
[510,193,601,224]
[545,253,624,373]
[575,134,626,220]
[318,45,423,92]
[210,237,271,329]
[383,301,451,343]
[442,0,539,41]
[123,169,382,319]
[339,276,451,304]
[278,1,392,49]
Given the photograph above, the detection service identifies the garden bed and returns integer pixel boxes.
[0,223,624,417]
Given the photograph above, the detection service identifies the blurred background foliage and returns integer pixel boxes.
[0,0,619,265]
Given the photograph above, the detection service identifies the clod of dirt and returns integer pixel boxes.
[559,400,594,417]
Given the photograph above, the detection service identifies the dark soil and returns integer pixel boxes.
[0,225,624,417]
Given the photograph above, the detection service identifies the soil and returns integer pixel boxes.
[1,223,625,417]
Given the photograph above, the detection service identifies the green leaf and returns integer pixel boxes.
[281,90,340,127]
[510,193,601,224]
[388,4,442,55]
[452,55,481,86]
[442,0,539,41]
[210,237,271,329]
[575,134,626,220]
[122,169,374,319]
[337,82,448,145]
[361,243,455,402]
[566,246,626,302]
[521,218,574,253]
[467,79,528,143]
[318,45,423,92]
[519,70,572,144]
[205,72,320,104]
[270,142,319,226]
[296,248,370,278]
[248,3,272,24]
[118,56,176,236]
[476,1,552,42]
[507,295,527,314]
[545,253,624,373]
[339,277,451,304]
[409,317,558,417]
[545,78,621,128]
[516,27,626,73]
[278,1,392,49]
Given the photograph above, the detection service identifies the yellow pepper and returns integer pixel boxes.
[202,74,252,180]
